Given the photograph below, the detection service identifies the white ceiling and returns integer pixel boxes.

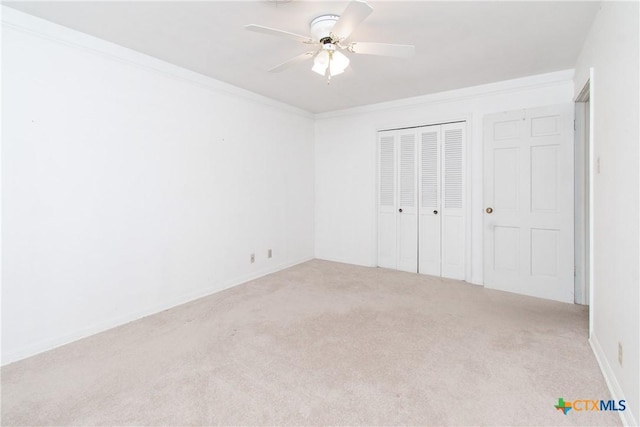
[4,1,600,113]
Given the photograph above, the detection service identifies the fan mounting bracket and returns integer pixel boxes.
[310,14,340,42]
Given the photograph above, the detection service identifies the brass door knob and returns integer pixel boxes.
[486,207,493,214]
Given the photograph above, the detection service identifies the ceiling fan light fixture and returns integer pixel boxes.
[246,0,413,80]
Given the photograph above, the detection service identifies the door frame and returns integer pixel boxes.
[574,81,591,306]
[574,70,595,337]
[373,115,472,282]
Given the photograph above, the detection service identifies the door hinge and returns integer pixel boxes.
[573,120,576,131]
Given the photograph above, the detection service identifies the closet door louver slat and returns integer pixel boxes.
[421,131,439,210]
[443,127,464,209]
[379,136,396,208]
[399,133,416,208]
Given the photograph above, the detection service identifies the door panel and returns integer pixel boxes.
[441,122,465,280]
[443,215,463,266]
[493,148,519,211]
[378,213,396,269]
[397,131,418,272]
[494,226,519,271]
[484,105,574,303]
[530,228,559,277]
[418,126,441,276]
[531,146,559,212]
[377,132,397,269]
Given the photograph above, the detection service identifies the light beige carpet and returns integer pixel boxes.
[1,260,620,426]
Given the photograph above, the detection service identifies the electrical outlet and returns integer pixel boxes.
[268,249,273,258]
[250,253,255,264]
[618,342,623,367]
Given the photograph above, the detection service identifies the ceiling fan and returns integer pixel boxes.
[245,0,415,82]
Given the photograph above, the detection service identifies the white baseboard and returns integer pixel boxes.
[590,335,637,426]
[1,256,313,366]
[314,255,373,267]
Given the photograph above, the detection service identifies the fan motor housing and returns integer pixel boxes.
[310,14,340,41]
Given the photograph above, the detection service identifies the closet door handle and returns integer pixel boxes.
[398,208,403,213]
[433,210,438,215]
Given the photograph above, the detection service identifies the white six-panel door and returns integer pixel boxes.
[379,122,465,279]
[483,105,574,303]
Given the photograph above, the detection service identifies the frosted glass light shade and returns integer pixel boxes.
[329,50,349,76]
[312,50,330,75]
[312,49,350,77]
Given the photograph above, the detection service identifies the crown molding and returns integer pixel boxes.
[315,69,575,120]
[1,6,314,120]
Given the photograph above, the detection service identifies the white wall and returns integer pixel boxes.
[314,71,574,285]
[1,8,315,364]
[573,2,639,425]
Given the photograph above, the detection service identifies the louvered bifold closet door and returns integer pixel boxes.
[418,125,441,276]
[377,131,397,269]
[397,130,419,273]
[441,122,466,279]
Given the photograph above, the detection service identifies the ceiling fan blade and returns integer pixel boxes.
[268,51,317,73]
[331,0,373,40]
[349,42,415,58]
[245,24,314,43]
